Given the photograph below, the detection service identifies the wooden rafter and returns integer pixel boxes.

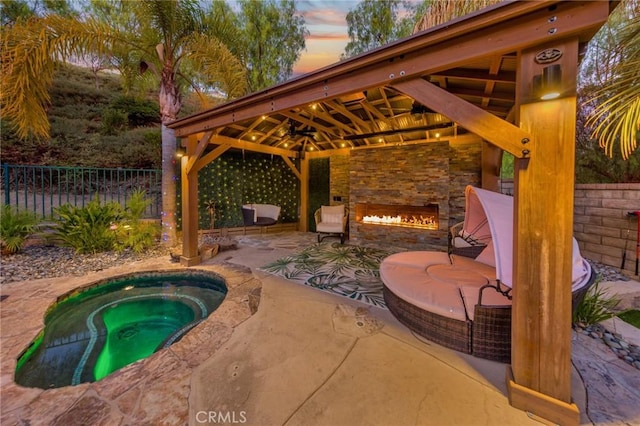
[390,78,531,158]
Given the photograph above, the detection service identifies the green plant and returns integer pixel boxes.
[116,220,160,253]
[53,196,123,254]
[573,280,621,326]
[101,108,128,135]
[0,205,39,254]
[114,190,160,252]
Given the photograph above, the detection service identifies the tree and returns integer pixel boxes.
[236,0,308,91]
[412,0,501,33]
[1,0,249,247]
[585,1,640,160]
[1,0,76,26]
[341,0,416,60]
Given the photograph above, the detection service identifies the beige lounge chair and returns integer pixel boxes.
[314,205,349,244]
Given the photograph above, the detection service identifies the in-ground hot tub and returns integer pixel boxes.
[15,270,227,389]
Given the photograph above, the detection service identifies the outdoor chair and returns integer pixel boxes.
[315,205,349,244]
[381,186,596,363]
[242,203,281,226]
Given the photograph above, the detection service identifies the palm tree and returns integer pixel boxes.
[586,11,640,160]
[412,0,501,33]
[1,0,248,247]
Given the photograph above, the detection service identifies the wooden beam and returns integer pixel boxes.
[327,99,372,131]
[281,155,301,180]
[390,78,531,158]
[508,38,580,426]
[299,157,309,232]
[193,143,231,174]
[481,140,501,191]
[304,105,359,136]
[185,131,213,174]
[209,135,298,158]
[281,111,337,136]
[430,68,516,83]
[170,1,608,138]
[180,139,201,267]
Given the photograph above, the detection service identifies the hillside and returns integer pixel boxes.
[0,64,198,169]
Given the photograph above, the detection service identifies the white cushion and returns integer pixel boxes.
[317,222,344,233]
[321,205,344,223]
[381,251,451,270]
[381,262,467,321]
[450,254,497,282]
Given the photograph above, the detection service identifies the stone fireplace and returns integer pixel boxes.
[347,141,456,250]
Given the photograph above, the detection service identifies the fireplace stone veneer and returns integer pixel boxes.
[348,142,453,250]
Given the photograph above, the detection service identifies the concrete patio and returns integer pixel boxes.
[1,232,639,425]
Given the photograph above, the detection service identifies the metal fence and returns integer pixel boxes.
[1,164,162,219]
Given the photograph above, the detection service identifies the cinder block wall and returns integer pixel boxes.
[574,183,640,276]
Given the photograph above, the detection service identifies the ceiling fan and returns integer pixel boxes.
[288,120,316,138]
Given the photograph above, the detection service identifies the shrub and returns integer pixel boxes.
[110,96,160,127]
[573,280,621,326]
[53,196,123,254]
[114,190,160,252]
[0,206,39,254]
[101,108,128,135]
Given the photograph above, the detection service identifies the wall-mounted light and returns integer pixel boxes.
[533,64,562,100]
[175,147,186,158]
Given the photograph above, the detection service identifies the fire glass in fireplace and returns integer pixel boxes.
[355,203,438,230]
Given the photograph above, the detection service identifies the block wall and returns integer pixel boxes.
[574,183,640,276]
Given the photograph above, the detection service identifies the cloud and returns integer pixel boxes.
[306,33,349,41]
[302,9,347,27]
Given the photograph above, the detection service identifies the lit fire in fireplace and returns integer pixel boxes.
[362,214,437,229]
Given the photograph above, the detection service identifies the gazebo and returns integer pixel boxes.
[167,1,617,424]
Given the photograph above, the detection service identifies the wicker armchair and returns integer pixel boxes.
[314,205,349,244]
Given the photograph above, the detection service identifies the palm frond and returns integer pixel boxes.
[0,15,135,139]
[184,33,249,100]
[413,0,502,34]
[586,12,640,160]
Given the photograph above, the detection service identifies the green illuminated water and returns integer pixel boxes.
[15,271,226,389]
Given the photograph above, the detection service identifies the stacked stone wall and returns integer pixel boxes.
[574,183,640,276]
[343,139,482,250]
[329,154,350,207]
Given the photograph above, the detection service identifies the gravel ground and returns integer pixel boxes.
[0,244,171,285]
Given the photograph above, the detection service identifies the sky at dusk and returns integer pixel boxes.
[292,0,358,75]
[291,0,420,76]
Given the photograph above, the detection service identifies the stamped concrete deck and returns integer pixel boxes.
[1,232,639,425]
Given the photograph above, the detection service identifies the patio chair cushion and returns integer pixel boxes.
[317,221,344,233]
[460,285,511,321]
[380,262,468,321]
[321,205,345,223]
[380,251,451,270]
[450,254,497,282]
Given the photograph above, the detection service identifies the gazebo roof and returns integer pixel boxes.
[168,0,611,158]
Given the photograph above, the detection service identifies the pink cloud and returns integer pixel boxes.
[307,33,349,41]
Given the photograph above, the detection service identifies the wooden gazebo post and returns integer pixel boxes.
[180,135,201,266]
[508,38,581,425]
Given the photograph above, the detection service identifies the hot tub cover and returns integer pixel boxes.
[461,185,591,291]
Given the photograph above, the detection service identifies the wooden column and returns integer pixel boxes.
[481,141,502,192]
[298,156,309,232]
[180,137,201,266]
[508,39,580,425]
